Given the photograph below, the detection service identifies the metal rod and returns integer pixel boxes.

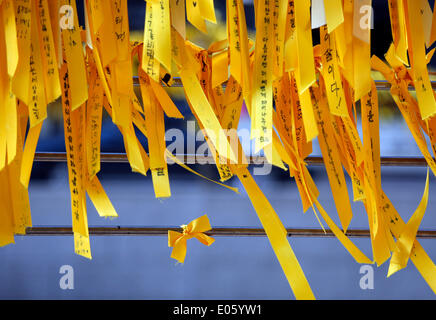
[22,227,436,238]
[34,152,432,167]
[132,77,436,90]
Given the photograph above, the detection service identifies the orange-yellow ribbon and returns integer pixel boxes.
[168,215,215,263]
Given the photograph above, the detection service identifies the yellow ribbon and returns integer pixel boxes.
[388,169,430,277]
[168,215,215,264]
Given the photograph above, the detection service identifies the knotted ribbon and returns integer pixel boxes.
[168,215,215,263]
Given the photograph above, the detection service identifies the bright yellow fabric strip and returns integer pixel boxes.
[47,0,62,68]
[170,0,186,39]
[312,85,353,233]
[1,0,18,77]
[372,55,436,176]
[334,116,365,201]
[381,192,436,294]
[36,0,61,104]
[7,152,32,235]
[352,41,372,103]
[95,1,117,67]
[236,0,251,107]
[420,0,433,47]
[111,0,130,61]
[323,0,344,33]
[363,184,392,266]
[289,74,307,158]
[5,87,17,165]
[20,122,43,188]
[361,81,382,208]
[186,0,207,33]
[284,1,297,72]
[273,77,294,150]
[293,164,319,213]
[288,73,318,146]
[9,118,32,234]
[165,150,239,193]
[392,83,436,176]
[0,24,17,165]
[149,78,183,119]
[406,0,436,120]
[111,1,136,102]
[85,63,103,178]
[388,169,429,277]
[86,175,118,218]
[349,0,372,101]
[227,0,242,84]
[320,26,348,117]
[0,167,14,246]
[352,0,371,43]
[101,93,149,176]
[109,79,131,128]
[74,191,92,259]
[236,166,315,300]
[361,80,394,265]
[61,0,88,111]
[273,78,299,171]
[272,0,288,79]
[272,129,293,170]
[131,107,148,137]
[75,104,93,260]
[151,167,171,198]
[141,77,171,198]
[152,0,171,73]
[200,0,216,23]
[251,0,274,152]
[395,0,409,65]
[28,2,48,127]
[180,67,237,163]
[388,0,409,65]
[111,63,134,127]
[142,1,161,82]
[294,0,316,93]
[336,0,353,79]
[314,199,372,264]
[211,50,228,89]
[86,1,113,105]
[74,232,92,259]
[298,88,318,143]
[121,124,150,176]
[11,0,31,106]
[219,78,249,167]
[60,63,88,240]
[342,115,364,166]
[89,0,104,35]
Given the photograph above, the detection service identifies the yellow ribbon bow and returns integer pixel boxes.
[168,215,215,263]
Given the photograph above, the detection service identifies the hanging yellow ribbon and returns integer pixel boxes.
[168,215,215,264]
[388,169,430,277]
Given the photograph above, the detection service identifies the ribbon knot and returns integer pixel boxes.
[181,224,189,236]
[168,215,215,263]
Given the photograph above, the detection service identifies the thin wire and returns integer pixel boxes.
[133,77,436,90]
[21,227,436,238]
[34,152,432,167]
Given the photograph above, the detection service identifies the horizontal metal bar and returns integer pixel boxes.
[132,77,436,90]
[22,227,436,238]
[34,152,432,167]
